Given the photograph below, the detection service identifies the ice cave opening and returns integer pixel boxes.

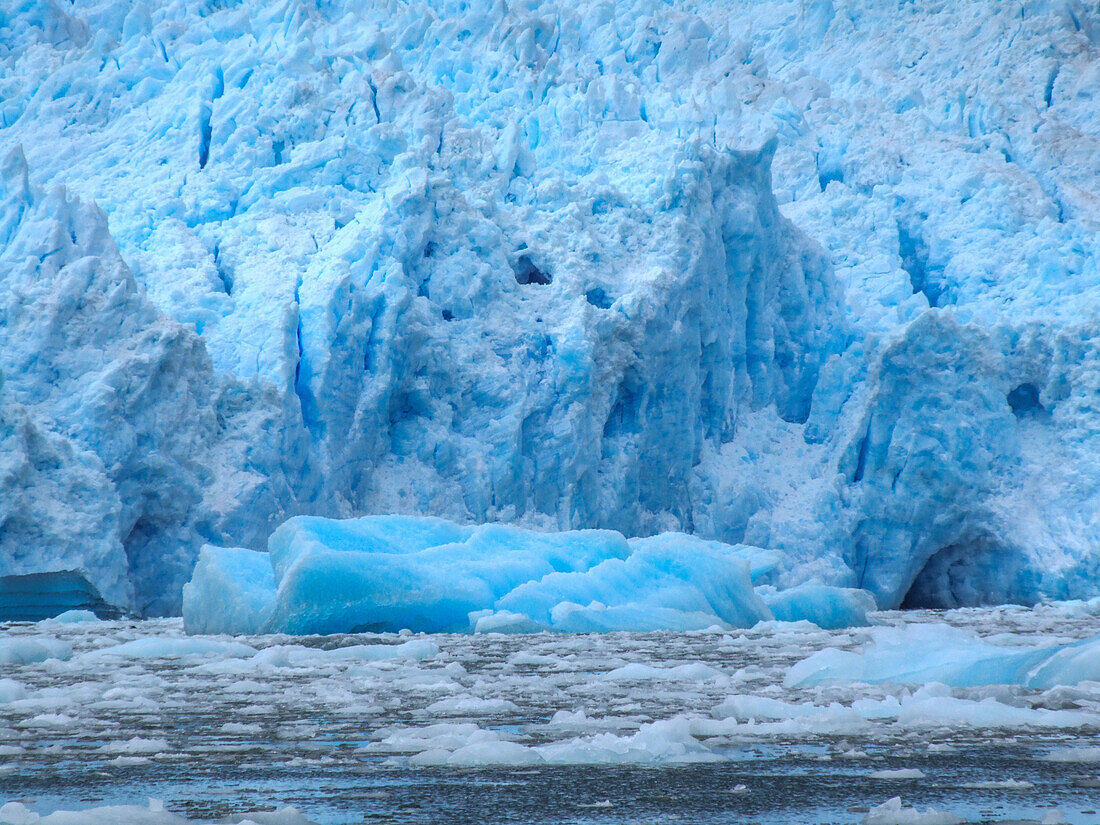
[512,254,552,286]
[900,537,1017,610]
[1007,382,1046,418]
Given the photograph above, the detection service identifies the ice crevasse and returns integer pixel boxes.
[2,0,1100,617]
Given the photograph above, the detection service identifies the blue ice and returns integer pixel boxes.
[183,515,871,635]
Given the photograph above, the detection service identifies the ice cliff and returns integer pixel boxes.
[2,0,1098,617]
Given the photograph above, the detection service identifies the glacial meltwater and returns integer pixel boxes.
[2,605,1099,825]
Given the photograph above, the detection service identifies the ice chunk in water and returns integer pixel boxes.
[186,515,775,635]
[861,797,965,825]
[182,546,276,635]
[787,624,1100,688]
[760,583,876,628]
[0,636,72,665]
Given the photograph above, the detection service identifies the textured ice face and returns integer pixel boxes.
[0,148,313,616]
[2,1,1099,613]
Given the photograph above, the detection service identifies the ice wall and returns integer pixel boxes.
[2,0,1099,613]
[0,147,312,615]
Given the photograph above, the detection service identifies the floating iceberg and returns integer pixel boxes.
[861,797,965,825]
[760,583,875,629]
[181,546,276,636]
[786,624,1100,689]
[183,514,823,635]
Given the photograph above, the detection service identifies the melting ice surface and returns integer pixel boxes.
[3,604,1100,824]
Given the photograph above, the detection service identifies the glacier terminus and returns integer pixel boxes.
[2,0,1098,618]
[1,0,1100,822]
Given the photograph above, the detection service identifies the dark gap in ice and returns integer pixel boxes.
[852,429,869,483]
[816,152,844,191]
[897,219,944,307]
[513,254,551,285]
[272,138,285,165]
[212,243,231,295]
[366,76,381,123]
[292,278,317,430]
[441,309,454,320]
[585,286,612,308]
[198,102,212,169]
[900,538,1003,609]
[603,373,644,440]
[1044,65,1059,107]
[1007,382,1044,418]
[0,571,122,621]
[212,66,225,100]
[423,241,436,258]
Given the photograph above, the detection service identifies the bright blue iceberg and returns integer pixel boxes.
[184,515,788,635]
[760,584,876,629]
[182,546,276,636]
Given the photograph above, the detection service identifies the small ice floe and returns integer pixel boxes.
[219,722,262,734]
[0,637,72,666]
[99,737,169,755]
[40,610,101,625]
[957,779,1033,790]
[17,713,74,729]
[424,696,519,716]
[0,680,25,703]
[1041,746,1100,762]
[861,797,966,825]
[91,638,257,660]
[870,768,926,780]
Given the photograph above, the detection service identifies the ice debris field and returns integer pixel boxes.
[3,602,1100,823]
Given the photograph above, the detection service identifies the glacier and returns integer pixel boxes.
[1,0,1099,617]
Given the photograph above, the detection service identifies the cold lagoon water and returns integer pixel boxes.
[3,605,1100,825]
